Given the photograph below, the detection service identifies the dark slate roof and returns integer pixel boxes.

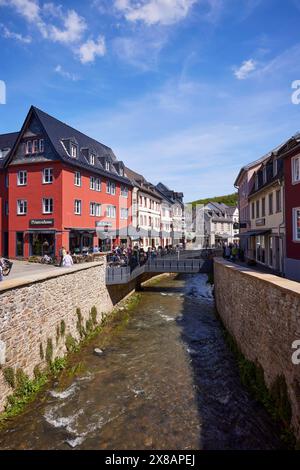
[125,166,162,200]
[156,181,184,205]
[31,107,131,185]
[0,132,19,168]
[234,140,287,187]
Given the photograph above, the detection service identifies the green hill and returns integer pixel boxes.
[190,193,238,207]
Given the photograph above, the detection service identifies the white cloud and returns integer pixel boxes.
[0,0,106,64]
[48,10,86,44]
[78,35,106,64]
[114,0,197,25]
[113,29,167,70]
[54,64,79,81]
[0,23,31,42]
[234,59,256,80]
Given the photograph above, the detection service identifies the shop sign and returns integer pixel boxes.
[96,221,113,228]
[256,218,265,227]
[30,219,54,227]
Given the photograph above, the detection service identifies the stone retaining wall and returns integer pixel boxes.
[0,259,142,411]
[214,258,300,440]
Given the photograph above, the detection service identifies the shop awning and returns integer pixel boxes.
[25,229,57,234]
[66,228,96,234]
[236,229,271,238]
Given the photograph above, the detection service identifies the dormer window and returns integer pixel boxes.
[0,148,9,159]
[71,144,77,158]
[90,154,95,165]
[273,159,278,177]
[119,167,124,176]
[25,141,33,154]
[105,161,110,171]
[39,139,44,153]
[263,167,267,184]
[33,140,39,153]
[255,174,259,190]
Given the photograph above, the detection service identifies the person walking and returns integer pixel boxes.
[59,246,66,267]
[62,251,73,267]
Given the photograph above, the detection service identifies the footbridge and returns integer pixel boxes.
[106,249,221,285]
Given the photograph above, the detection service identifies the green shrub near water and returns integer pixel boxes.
[76,308,85,338]
[39,343,44,360]
[65,334,78,353]
[90,306,97,325]
[45,338,53,363]
[50,357,67,376]
[60,320,66,337]
[3,367,15,389]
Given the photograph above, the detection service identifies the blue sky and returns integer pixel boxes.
[1,0,300,201]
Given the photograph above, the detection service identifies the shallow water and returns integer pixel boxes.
[0,274,282,450]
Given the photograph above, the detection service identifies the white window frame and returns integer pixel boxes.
[90,202,101,217]
[121,208,128,220]
[90,176,95,190]
[74,199,81,215]
[276,189,281,213]
[95,203,101,217]
[39,139,44,153]
[17,199,27,215]
[105,161,110,171]
[263,166,267,184]
[90,154,95,165]
[95,178,101,192]
[106,180,116,195]
[71,144,77,158]
[33,139,39,153]
[292,156,300,184]
[17,170,27,186]
[273,159,278,177]
[74,171,81,187]
[25,141,32,155]
[43,198,53,214]
[107,205,116,218]
[43,168,53,184]
[293,207,300,241]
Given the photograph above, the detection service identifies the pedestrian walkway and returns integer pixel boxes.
[3,260,58,281]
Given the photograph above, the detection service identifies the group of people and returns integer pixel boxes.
[107,245,181,272]
[222,243,244,262]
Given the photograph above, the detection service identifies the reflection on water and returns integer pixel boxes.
[0,274,282,450]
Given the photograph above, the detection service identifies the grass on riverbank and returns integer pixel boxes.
[0,292,143,429]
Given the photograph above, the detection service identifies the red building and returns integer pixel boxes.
[277,135,300,281]
[0,106,133,259]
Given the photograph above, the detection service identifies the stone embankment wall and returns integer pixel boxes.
[214,258,300,440]
[0,258,145,411]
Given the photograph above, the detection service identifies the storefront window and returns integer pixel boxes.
[256,235,265,263]
[69,232,94,254]
[30,233,55,256]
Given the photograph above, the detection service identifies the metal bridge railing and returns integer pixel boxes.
[106,256,213,285]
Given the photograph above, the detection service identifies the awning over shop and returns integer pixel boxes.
[236,229,271,238]
[66,228,96,234]
[160,231,172,238]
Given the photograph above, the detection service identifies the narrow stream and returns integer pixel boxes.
[0,274,282,450]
